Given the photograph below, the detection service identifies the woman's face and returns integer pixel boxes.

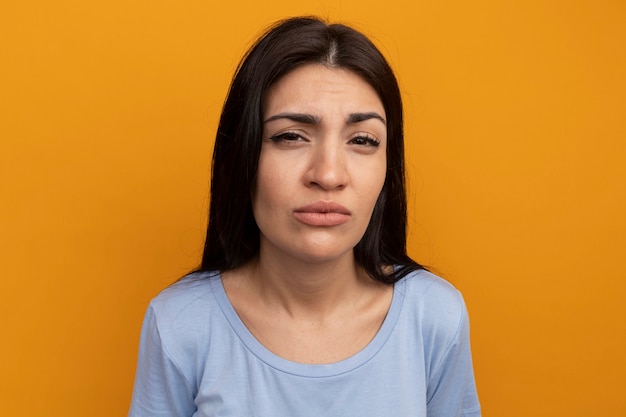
[253,64,387,265]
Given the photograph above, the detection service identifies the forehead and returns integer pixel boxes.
[263,64,385,117]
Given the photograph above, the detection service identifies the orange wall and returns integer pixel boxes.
[2,1,625,416]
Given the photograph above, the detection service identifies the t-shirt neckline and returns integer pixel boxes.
[210,272,406,378]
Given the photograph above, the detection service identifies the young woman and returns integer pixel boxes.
[129,16,480,417]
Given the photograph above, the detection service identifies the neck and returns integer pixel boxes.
[247,249,369,322]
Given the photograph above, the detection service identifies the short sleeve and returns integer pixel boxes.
[128,304,197,417]
[426,295,481,417]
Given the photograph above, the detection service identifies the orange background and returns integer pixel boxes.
[2,1,625,416]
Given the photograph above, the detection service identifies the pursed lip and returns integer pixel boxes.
[293,201,351,226]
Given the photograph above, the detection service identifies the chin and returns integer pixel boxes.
[259,230,364,265]
[289,242,360,264]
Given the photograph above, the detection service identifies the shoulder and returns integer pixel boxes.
[397,269,466,312]
[149,271,218,319]
[145,271,224,356]
[396,271,480,415]
[395,269,469,344]
[131,272,223,413]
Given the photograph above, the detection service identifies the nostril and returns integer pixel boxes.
[307,164,348,190]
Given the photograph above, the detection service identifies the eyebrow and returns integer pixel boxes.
[347,112,386,125]
[263,112,386,126]
[264,113,320,125]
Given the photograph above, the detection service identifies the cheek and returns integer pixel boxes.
[367,178,386,219]
[251,180,275,236]
[251,155,290,219]
[363,157,387,202]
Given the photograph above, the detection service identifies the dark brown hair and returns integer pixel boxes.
[198,16,422,284]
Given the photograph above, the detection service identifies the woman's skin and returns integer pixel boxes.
[222,64,393,364]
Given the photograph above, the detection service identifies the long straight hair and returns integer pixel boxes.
[198,16,422,284]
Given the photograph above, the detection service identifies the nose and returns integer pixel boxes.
[304,140,348,190]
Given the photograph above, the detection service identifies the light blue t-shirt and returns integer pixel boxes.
[129,269,481,417]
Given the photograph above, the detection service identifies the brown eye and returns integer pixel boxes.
[350,135,380,147]
[270,132,305,142]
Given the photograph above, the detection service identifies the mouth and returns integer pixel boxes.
[293,201,351,226]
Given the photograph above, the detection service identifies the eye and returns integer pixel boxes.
[269,131,306,142]
[349,134,380,147]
